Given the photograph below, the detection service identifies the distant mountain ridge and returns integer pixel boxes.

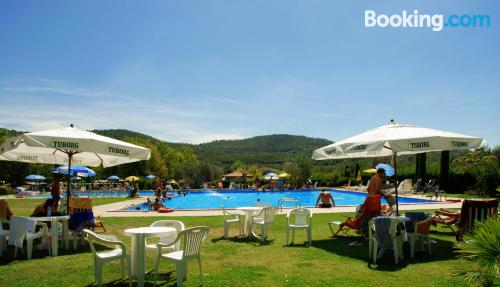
[93,129,333,166]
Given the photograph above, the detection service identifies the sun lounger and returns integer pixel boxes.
[433,199,498,241]
[329,203,378,238]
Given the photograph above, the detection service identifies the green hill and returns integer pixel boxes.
[94,130,332,167]
[193,134,332,167]
[92,129,160,143]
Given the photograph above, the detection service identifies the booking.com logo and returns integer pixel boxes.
[365,10,491,32]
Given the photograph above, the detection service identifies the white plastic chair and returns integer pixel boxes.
[252,207,278,241]
[286,208,313,246]
[83,229,131,287]
[278,198,301,212]
[408,215,433,258]
[368,217,404,264]
[147,220,185,268]
[221,207,242,239]
[155,226,209,287]
[8,216,51,259]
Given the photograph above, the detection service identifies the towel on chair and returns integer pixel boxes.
[68,197,93,213]
[375,217,392,250]
[70,211,95,231]
[404,212,430,233]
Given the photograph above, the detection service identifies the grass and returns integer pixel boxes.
[0,209,484,287]
[3,197,133,216]
[445,193,498,199]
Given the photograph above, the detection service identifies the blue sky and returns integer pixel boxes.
[0,1,499,145]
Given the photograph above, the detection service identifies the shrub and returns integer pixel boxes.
[336,177,356,187]
[452,151,499,196]
[448,173,476,194]
[454,218,500,287]
[0,185,12,195]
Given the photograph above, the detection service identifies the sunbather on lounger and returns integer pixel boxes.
[432,209,460,225]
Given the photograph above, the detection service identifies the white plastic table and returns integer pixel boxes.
[34,215,70,256]
[124,226,177,287]
[236,207,263,238]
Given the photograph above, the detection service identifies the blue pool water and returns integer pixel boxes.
[125,189,434,210]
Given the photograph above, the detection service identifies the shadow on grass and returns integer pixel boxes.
[79,271,177,287]
[0,244,92,265]
[0,241,121,265]
[211,235,275,246]
[312,234,460,271]
[429,228,458,238]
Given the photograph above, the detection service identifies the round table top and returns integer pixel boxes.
[124,226,176,236]
[236,206,263,212]
[379,216,410,222]
[33,215,71,221]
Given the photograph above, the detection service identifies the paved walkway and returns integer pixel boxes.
[1,193,463,218]
[95,196,463,217]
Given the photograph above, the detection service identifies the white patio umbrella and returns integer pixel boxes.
[0,125,151,204]
[264,172,279,180]
[312,120,485,213]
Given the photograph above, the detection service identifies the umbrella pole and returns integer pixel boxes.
[392,152,399,215]
[66,153,73,214]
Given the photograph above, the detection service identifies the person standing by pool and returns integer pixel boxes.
[131,183,139,197]
[315,189,336,208]
[364,168,386,213]
[51,174,62,211]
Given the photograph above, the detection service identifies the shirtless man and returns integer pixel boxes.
[365,168,386,213]
[367,168,386,196]
[316,189,336,208]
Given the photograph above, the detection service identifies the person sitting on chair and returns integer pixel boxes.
[31,199,56,217]
[0,199,13,220]
[316,189,336,208]
[146,198,154,211]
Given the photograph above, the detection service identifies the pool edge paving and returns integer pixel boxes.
[95,195,463,217]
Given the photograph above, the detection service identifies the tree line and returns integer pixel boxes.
[0,128,498,195]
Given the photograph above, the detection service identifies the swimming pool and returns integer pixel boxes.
[30,191,132,198]
[124,189,434,211]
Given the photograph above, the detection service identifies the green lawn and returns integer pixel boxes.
[0,211,483,287]
[445,193,498,199]
[3,197,133,217]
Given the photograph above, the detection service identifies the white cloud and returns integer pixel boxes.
[0,78,254,143]
[0,78,116,98]
[205,96,246,105]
